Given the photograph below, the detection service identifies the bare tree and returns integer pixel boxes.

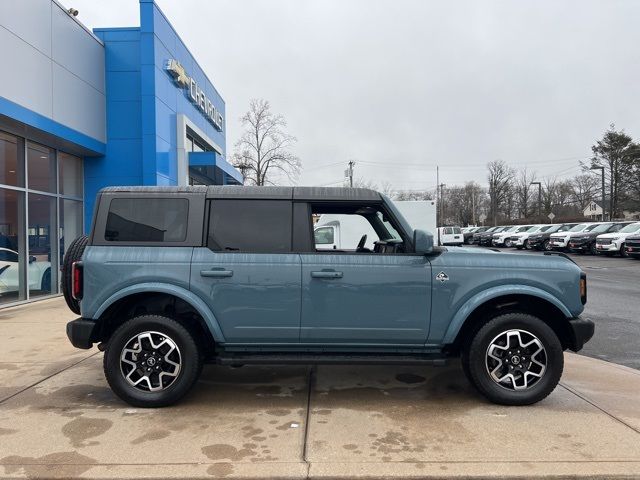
[487,160,515,225]
[232,99,300,185]
[515,168,537,219]
[569,174,599,212]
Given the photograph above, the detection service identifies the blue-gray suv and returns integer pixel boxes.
[63,186,594,408]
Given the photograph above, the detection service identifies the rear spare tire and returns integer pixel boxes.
[61,235,88,314]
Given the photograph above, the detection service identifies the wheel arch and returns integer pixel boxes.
[92,283,224,351]
[444,288,574,355]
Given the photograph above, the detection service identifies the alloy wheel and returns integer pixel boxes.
[120,331,182,392]
[485,329,547,391]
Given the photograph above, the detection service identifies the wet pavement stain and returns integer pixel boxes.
[130,429,171,444]
[0,428,18,436]
[1,451,97,478]
[395,373,426,384]
[241,426,263,438]
[61,417,113,448]
[201,444,256,461]
[265,408,290,416]
[207,462,234,477]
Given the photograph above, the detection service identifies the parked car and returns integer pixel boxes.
[437,226,463,246]
[625,234,640,259]
[473,226,503,246]
[595,222,640,257]
[492,226,525,247]
[463,226,488,245]
[528,224,577,251]
[508,225,545,249]
[567,222,631,255]
[63,186,592,408]
[549,223,595,251]
[0,248,52,298]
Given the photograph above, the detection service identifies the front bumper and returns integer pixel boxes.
[596,243,618,252]
[568,242,590,252]
[567,317,595,352]
[549,238,568,248]
[66,318,100,349]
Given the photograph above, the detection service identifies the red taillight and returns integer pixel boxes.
[72,261,83,300]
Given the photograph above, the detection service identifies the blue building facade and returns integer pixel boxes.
[0,0,241,306]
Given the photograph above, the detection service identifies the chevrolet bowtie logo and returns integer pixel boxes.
[165,59,190,88]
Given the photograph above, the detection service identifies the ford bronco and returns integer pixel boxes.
[63,186,593,408]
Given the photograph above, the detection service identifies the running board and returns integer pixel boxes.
[215,353,448,366]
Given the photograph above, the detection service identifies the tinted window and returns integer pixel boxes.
[208,200,292,253]
[105,198,189,242]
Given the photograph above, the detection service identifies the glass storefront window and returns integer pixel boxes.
[27,142,56,193]
[59,152,83,197]
[0,130,83,305]
[0,188,26,305]
[27,193,56,298]
[60,199,83,266]
[0,131,24,187]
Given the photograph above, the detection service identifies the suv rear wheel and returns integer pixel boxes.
[462,313,563,405]
[103,315,203,407]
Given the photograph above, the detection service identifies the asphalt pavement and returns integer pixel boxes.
[498,248,640,370]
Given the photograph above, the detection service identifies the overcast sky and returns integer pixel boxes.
[70,0,640,194]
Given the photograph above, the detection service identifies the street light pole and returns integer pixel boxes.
[530,181,542,222]
[590,166,606,221]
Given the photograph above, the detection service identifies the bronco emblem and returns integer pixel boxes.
[435,271,449,283]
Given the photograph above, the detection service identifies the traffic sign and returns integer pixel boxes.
[548,212,556,221]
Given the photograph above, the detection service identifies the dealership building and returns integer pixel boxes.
[0,0,242,306]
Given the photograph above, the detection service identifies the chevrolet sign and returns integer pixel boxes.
[165,59,224,132]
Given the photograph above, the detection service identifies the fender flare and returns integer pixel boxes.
[442,284,572,344]
[92,282,225,343]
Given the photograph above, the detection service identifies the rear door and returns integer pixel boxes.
[190,199,301,344]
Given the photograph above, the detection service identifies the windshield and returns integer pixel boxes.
[505,226,518,232]
[558,224,575,232]
[568,223,588,232]
[586,223,612,233]
[620,223,640,233]
[539,225,555,233]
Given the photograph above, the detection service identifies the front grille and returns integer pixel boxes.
[627,239,640,248]
[596,239,612,245]
[509,236,519,241]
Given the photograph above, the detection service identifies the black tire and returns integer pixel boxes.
[61,235,88,314]
[620,244,628,258]
[103,315,203,408]
[41,268,51,293]
[589,242,597,255]
[542,239,552,251]
[523,239,529,250]
[462,313,563,406]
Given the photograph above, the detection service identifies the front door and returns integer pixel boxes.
[300,253,432,345]
[190,199,301,344]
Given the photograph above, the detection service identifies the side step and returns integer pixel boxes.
[215,353,448,367]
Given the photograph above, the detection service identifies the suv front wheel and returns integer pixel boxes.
[462,313,563,405]
[103,315,203,407]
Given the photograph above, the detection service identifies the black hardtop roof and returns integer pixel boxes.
[100,186,383,202]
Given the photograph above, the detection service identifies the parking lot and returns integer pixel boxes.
[1,253,640,479]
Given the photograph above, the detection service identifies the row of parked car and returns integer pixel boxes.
[462,221,640,258]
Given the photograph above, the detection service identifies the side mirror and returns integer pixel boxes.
[413,229,434,255]
[29,255,36,263]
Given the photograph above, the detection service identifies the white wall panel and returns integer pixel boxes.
[52,63,106,142]
[51,3,105,94]
[0,0,52,56]
[0,26,53,117]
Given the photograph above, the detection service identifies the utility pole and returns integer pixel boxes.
[347,160,355,188]
[439,183,446,226]
[590,166,606,221]
[436,166,439,226]
[530,181,542,222]
[472,185,476,226]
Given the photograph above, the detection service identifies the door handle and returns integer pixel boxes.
[200,268,233,278]
[311,270,343,279]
